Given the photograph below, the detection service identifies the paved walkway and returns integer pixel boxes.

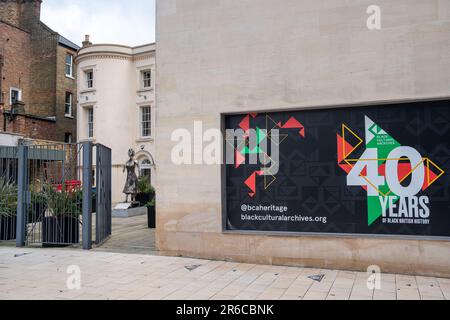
[93,215,157,255]
[0,247,449,300]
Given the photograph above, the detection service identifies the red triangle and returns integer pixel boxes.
[299,127,305,137]
[235,149,245,168]
[282,117,302,129]
[239,115,250,132]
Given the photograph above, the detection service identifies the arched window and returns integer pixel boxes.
[140,158,152,184]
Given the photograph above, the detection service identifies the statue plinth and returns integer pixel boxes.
[113,202,146,218]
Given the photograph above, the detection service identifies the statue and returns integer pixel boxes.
[123,149,140,203]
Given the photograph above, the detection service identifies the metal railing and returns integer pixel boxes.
[0,146,18,241]
[0,141,112,250]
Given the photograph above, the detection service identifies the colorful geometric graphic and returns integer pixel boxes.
[226,113,305,197]
[337,116,445,226]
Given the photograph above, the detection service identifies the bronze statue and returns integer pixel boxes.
[123,149,140,203]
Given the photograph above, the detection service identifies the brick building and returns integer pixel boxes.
[0,0,79,143]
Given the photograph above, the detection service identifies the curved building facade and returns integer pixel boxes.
[76,40,156,204]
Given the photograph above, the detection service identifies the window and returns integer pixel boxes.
[142,70,151,88]
[65,92,73,117]
[87,107,94,138]
[140,159,152,185]
[85,70,93,88]
[64,133,73,143]
[65,54,73,77]
[140,106,151,138]
[10,88,21,105]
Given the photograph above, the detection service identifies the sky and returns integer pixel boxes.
[41,0,155,47]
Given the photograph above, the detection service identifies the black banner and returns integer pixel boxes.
[224,100,450,238]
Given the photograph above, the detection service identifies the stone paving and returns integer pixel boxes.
[93,215,156,255]
[0,247,449,300]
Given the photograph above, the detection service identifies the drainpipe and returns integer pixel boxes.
[0,53,3,107]
[0,54,5,131]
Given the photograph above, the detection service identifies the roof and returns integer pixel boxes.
[58,35,80,51]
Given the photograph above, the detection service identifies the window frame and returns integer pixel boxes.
[140,105,152,138]
[65,54,74,77]
[141,70,152,89]
[9,87,22,105]
[65,92,73,117]
[139,158,152,184]
[87,107,94,139]
[85,69,94,89]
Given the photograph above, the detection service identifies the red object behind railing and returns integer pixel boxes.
[53,180,81,193]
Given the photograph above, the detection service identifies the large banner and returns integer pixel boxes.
[224,100,450,238]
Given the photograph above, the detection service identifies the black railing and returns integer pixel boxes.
[0,141,112,250]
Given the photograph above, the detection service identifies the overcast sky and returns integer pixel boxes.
[41,0,155,47]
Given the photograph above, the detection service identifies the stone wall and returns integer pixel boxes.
[155,0,450,277]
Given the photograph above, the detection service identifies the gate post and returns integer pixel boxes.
[16,144,28,247]
[82,142,93,250]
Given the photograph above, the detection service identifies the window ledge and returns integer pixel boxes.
[136,137,154,143]
[65,115,74,119]
[65,75,75,80]
[137,88,153,93]
[80,88,96,94]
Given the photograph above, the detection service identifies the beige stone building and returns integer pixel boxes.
[155,0,450,277]
[76,38,156,204]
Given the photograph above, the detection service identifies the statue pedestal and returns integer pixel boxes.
[112,203,146,218]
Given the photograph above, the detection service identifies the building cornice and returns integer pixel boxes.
[76,52,154,63]
[76,52,133,63]
[75,43,155,63]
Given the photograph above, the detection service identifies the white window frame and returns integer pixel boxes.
[65,54,74,77]
[10,87,22,105]
[141,70,152,89]
[87,107,94,139]
[65,92,73,117]
[85,69,94,89]
[140,105,152,138]
[140,158,152,183]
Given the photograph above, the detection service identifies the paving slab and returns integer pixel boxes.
[0,247,448,300]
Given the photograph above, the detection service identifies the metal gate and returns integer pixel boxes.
[94,144,112,245]
[5,141,112,250]
[23,143,82,247]
[0,146,18,241]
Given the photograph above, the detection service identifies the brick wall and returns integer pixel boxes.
[1,0,78,142]
[0,0,21,27]
[26,24,58,118]
[55,44,77,141]
[18,0,42,31]
[0,21,31,113]
[0,112,57,141]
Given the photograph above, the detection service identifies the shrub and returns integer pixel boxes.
[41,183,82,218]
[137,176,155,195]
[0,177,17,218]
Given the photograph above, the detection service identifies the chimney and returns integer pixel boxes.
[0,0,22,27]
[19,0,42,31]
[82,35,92,48]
